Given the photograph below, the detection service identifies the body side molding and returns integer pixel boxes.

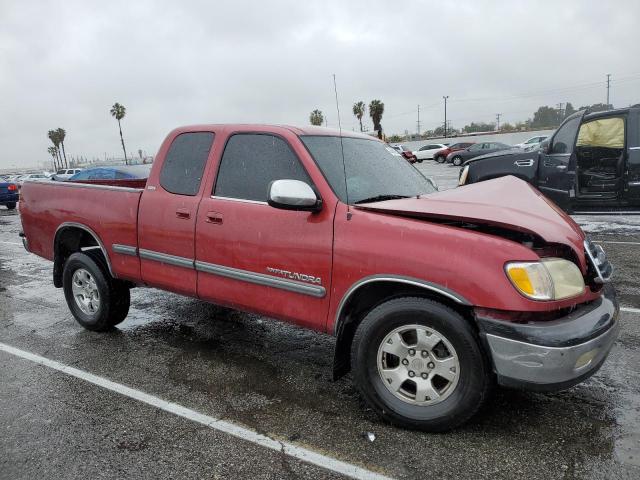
[112,244,138,256]
[138,248,195,269]
[195,260,326,298]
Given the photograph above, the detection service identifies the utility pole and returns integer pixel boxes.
[416,104,421,137]
[443,96,449,138]
[557,102,565,120]
[495,113,501,131]
[606,73,611,109]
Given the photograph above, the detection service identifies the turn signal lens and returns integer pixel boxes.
[8,184,17,191]
[505,258,585,301]
[506,262,554,300]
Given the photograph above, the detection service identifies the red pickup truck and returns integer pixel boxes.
[19,124,619,431]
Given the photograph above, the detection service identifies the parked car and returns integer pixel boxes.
[434,142,475,163]
[389,144,419,163]
[514,135,550,152]
[447,142,513,166]
[15,173,49,185]
[19,124,618,432]
[414,143,448,161]
[68,165,152,181]
[0,180,19,209]
[51,168,83,181]
[458,107,640,212]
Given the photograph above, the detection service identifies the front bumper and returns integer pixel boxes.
[477,285,619,391]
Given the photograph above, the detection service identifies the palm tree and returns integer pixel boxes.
[47,146,59,171]
[56,128,68,168]
[47,130,63,170]
[110,102,128,164]
[369,100,384,139]
[352,101,366,132]
[309,109,324,126]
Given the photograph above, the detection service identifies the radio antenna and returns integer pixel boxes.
[333,74,351,218]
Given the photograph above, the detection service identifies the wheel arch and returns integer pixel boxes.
[332,275,474,380]
[53,222,114,288]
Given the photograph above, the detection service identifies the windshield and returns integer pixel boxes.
[301,136,436,204]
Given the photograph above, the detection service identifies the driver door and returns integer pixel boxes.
[537,111,586,210]
[195,131,334,330]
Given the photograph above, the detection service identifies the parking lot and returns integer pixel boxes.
[2,169,640,479]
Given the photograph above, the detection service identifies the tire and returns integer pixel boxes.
[62,251,130,331]
[350,297,491,432]
[436,155,445,163]
[6,203,16,210]
[452,156,463,166]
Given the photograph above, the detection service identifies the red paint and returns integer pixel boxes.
[19,125,605,336]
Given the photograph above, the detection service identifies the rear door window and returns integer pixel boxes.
[160,132,214,196]
[214,134,311,202]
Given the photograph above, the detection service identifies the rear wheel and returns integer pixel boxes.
[6,202,16,210]
[435,155,444,163]
[62,251,130,331]
[452,156,463,166]
[351,297,491,431]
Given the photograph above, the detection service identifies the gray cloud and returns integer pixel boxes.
[1,0,639,169]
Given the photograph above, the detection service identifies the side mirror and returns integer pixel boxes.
[540,140,551,154]
[268,179,322,212]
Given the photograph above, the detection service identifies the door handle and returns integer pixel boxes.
[176,208,191,219]
[514,159,534,167]
[205,211,223,224]
[556,165,568,170]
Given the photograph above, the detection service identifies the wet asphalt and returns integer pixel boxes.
[1,165,640,479]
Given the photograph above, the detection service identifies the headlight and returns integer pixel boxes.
[505,258,585,301]
[458,165,469,185]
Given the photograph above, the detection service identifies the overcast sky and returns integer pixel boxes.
[1,0,639,169]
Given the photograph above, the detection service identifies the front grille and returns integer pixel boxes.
[584,239,613,284]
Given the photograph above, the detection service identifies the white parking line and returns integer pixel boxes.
[621,307,640,314]
[0,342,394,480]
[598,240,640,246]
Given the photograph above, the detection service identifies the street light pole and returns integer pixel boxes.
[443,96,449,138]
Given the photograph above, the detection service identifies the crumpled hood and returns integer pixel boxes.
[355,176,585,260]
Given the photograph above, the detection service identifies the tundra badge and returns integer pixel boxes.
[266,267,322,285]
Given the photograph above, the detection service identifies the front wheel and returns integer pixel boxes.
[351,297,491,431]
[452,156,463,166]
[435,155,444,163]
[6,202,16,210]
[62,252,130,331]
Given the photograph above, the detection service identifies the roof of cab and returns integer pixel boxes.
[170,124,379,140]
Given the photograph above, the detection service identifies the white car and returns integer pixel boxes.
[14,173,49,186]
[414,143,448,161]
[51,168,83,181]
[514,135,549,152]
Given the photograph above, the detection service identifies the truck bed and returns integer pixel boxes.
[19,180,144,281]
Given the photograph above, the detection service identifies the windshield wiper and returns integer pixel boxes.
[354,194,410,205]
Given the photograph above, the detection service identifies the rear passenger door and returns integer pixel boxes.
[195,132,334,329]
[138,131,215,296]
